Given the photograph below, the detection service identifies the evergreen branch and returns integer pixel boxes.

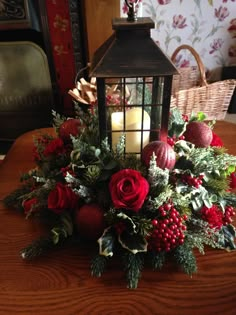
[20,237,57,260]
[91,254,108,277]
[20,219,72,259]
[3,186,31,211]
[149,251,166,270]
[174,243,197,275]
[204,177,229,195]
[123,252,144,289]
[186,218,222,253]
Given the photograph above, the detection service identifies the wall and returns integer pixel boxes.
[84,0,120,61]
[121,0,236,79]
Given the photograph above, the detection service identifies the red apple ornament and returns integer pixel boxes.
[59,118,81,143]
[142,141,176,170]
[183,121,213,148]
[75,203,106,240]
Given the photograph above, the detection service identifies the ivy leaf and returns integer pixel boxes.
[119,230,148,254]
[97,227,115,257]
[208,0,213,6]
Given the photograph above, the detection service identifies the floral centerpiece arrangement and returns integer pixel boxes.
[4,79,236,289]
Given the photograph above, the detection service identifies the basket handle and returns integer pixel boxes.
[171,44,208,87]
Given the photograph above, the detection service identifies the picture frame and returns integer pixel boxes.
[0,0,31,30]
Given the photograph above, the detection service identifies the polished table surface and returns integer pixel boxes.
[1,122,236,315]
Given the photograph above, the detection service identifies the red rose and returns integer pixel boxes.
[48,182,79,214]
[109,169,149,212]
[43,138,66,157]
[22,198,38,215]
[59,119,81,143]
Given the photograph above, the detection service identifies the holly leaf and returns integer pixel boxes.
[117,212,137,233]
[218,225,236,251]
[118,230,148,254]
[97,227,115,257]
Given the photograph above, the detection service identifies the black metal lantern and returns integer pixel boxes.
[89,9,178,155]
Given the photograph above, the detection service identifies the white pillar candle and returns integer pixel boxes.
[111,108,150,153]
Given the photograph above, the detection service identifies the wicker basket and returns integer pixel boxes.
[170,44,236,120]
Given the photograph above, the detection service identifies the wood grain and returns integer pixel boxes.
[1,122,236,315]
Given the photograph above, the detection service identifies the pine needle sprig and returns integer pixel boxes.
[204,177,230,195]
[3,185,31,210]
[185,218,223,253]
[21,213,73,259]
[149,251,166,270]
[122,252,144,289]
[118,153,145,173]
[20,237,56,260]
[173,243,197,275]
[91,254,108,277]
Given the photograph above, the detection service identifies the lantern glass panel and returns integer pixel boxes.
[105,76,165,155]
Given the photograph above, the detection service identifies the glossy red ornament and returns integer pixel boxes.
[141,140,176,170]
[75,203,106,240]
[184,121,213,148]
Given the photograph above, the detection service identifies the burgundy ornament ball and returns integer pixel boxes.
[75,203,106,240]
[142,141,176,170]
[59,119,81,143]
[184,121,213,148]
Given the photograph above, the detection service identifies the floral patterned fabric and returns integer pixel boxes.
[121,0,236,77]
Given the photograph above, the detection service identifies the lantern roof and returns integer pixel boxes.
[89,17,178,78]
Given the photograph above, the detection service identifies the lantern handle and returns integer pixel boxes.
[74,63,91,85]
[125,0,139,21]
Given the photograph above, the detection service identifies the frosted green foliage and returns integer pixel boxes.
[51,109,66,131]
[115,134,126,156]
[148,153,169,187]
[101,137,111,153]
[149,185,173,210]
[189,147,236,175]
[186,218,222,254]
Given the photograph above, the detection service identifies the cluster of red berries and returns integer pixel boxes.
[181,174,204,188]
[223,205,236,225]
[167,135,185,147]
[147,203,187,252]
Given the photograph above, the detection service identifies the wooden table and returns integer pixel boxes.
[1,122,236,315]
